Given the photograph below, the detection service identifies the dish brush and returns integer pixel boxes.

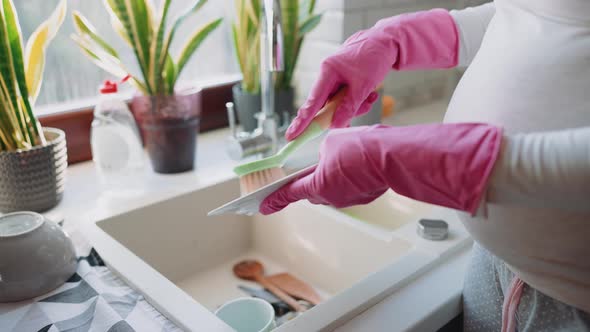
[234,88,347,194]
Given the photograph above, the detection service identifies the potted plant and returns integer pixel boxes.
[231,0,261,132]
[231,0,322,132]
[276,0,322,122]
[0,0,68,213]
[72,0,222,174]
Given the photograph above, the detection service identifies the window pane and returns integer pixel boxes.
[15,0,238,108]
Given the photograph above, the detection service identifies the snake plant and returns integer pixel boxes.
[232,0,322,94]
[72,0,222,97]
[276,0,322,90]
[0,0,67,152]
[232,0,261,94]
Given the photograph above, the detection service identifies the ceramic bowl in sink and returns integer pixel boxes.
[0,211,77,302]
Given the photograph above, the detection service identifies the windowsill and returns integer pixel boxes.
[36,74,241,117]
[38,74,240,164]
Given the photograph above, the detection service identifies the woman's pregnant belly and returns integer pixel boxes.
[444,3,590,312]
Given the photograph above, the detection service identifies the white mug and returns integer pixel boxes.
[215,297,276,332]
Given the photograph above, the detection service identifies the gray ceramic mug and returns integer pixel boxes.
[0,212,77,302]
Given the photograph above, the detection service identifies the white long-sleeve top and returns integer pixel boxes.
[446,0,590,313]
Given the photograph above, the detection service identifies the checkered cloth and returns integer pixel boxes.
[0,250,181,332]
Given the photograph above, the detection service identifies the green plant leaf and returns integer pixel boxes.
[24,0,66,118]
[148,0,171,95]
[71,34,148,94]
[278,0,298,90]
[103,0,153,94]
[157,0,209,92]
[232,0,260,93]
[72,11,118,57]
[299,13,321,34]
[164,54,176,94]
[246,0,260,25]
[308,0,316,14]
[160,0,210,58]
[231,23,244,75]
[243,22,260,93]
[71,35,126,76]
[108,10,132,46]
[175,17,222,79]
[247,0,262,47]
[0,0,34,145]
[298,0,315,22]
[275,0,322,89]
[2,0,38,144]
[0,74,28,149]
[145,0,157,28]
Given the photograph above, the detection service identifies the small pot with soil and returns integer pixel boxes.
[275,87,295,124]
[233,84,295,132]
[232,84,261,133]
[131,88,201,174]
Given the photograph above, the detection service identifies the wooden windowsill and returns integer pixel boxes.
[39,76,239,164]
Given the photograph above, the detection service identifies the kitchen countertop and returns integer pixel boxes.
[29,99,471,331]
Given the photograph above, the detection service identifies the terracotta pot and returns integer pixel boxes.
[131,88,201,174]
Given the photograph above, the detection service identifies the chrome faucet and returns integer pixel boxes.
[226,0,289,160]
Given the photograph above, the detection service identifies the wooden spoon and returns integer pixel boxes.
[267,272,322,305]
[233,260,305,312]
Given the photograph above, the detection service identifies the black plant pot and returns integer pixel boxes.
[131,89,201,174]
[140,117,199,174]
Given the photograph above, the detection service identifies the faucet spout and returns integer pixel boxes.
[258,0,284,153]
[261,0,284,120]
[262,0,284,72]
[225,0,288,160]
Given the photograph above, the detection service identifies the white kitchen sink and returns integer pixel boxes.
[83,177,471,331]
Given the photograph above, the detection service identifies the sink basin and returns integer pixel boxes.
[83,177,471,331]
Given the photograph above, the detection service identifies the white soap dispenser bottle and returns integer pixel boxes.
[91,79,145,192]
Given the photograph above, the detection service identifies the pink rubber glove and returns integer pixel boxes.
[262,123,503,215]
[285,9,459,141]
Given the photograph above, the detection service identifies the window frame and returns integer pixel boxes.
[39,78,238,164]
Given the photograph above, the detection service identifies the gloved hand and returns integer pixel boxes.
[262,123,503,215]
[285,9,459,141]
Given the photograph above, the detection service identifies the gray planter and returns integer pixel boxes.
[275,87,295,125]
[232,84,261,133]
[0,128,67,213]
[232,84,296,133]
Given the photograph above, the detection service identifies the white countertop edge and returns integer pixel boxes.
[335,245,471,332]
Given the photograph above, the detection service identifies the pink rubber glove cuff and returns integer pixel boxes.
[262,123,503,216]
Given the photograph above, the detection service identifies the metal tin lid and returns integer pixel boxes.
[0,212,44,237]
[417,219,448,241]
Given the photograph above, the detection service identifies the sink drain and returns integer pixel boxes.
[417,219,449,241]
